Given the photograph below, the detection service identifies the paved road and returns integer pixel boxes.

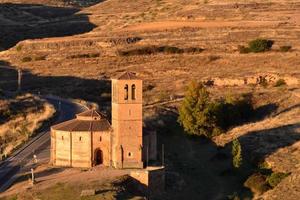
[0,97,87,192]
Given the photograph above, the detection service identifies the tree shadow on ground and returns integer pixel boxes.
[0,3,96,50]
[0,61,111,113]
[234,123,300,164]
[150,107,300,200]
[14,167,65,185]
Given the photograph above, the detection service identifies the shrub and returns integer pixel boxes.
[280,45,292,52]
[143,84,155,91]
[118,46,204,56]
[184,47,204,53]
[157,90,169,102]
[259,77,268,87]
[248,39,274,53]
[227,192,240,200]
[266,172,290,188]
[21,56,32,62]
[258,161,271,170]
[238,45,250,54]
[67,53,100,59]
[35,55,47,61]
[274,79,286,87]
[244,173,270,195]
[16,45,22,52]
[160,46,184,54]
[208,55,221,62]
[232,139,242,168]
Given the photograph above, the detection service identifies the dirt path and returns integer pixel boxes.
[122,20,280,32]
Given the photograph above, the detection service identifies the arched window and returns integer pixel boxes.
[79,136,82,141]
[124,84,128,100]
[132,84,136,100]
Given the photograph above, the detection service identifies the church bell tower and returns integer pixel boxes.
[111,72,143,168]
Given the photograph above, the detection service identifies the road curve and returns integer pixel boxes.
[0,96,87,192]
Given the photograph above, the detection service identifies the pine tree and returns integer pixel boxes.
[178,81,216,137]
[232,139,242,168]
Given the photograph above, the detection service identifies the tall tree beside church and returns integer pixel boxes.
[178,81,218,138]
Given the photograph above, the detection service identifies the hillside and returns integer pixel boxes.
[0,0,299,103]
[0,93,55,159]
[0,0,103,7]
[0,0,299,199]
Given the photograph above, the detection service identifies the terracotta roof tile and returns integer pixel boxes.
[116,71,138,80]
[76,109,103,120]
[52,110,111,132]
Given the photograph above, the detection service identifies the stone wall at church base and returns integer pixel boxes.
[52,158,92,168]
[130,167,165,199]
[113,161,144,169]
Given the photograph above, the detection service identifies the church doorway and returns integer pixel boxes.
[95,149,103,165]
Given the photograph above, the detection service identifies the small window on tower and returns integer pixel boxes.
[124,84,129,100]
[79,136,82,141]
[132,84,136,100]
[100,136,102,142]
[128,152,132,157]
[62,136,64,140]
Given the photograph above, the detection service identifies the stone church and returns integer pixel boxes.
[50,72,157,168]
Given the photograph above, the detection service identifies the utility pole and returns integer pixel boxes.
[17,69,22,92]
[146,145,149,168]
[162,144,165,167]
[58,101,61,111]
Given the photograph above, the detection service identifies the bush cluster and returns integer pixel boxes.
[67,53,100,59]
[109,37,142,46]
[21,56,32,62]
[266,172,290,188]
[244,168,290,195]
[16,45,23,52]
[118,46,204,56]
[279,45,292,52]
[244,173,271,195]
[21,55,47,62]
[274,79,286,87]
[239,39,274,53]
[35,55,47,61]
[178,81,254,138]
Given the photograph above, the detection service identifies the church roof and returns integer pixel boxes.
[52,109,111,132]
[116,71,138,80]
[76,109,104,120]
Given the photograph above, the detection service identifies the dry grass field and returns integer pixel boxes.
[0,165,142,200]
[0,0,299,199]
[0,93,55,160]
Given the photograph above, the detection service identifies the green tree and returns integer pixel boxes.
[232,139,242,168]
[178,81,218,138]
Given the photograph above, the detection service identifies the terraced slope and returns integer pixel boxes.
[0,0,299,103]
